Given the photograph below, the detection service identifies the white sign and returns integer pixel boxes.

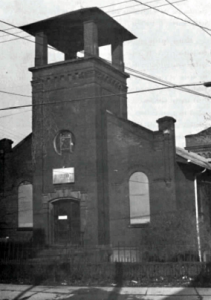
[58,215,68,220]
[53,168,75,184]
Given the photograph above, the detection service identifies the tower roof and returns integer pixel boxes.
[20,7,136,54]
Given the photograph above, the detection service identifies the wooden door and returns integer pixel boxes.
[53,200,80,244]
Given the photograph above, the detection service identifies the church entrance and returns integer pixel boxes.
[52,199,80,245]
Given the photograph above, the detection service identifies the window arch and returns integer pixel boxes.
[129,172,150,225]
[18,181,33,228]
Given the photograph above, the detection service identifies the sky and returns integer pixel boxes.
[0,0,211,147]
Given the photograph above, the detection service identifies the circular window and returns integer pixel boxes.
[53,130,75,155]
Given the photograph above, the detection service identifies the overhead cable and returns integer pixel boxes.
[100,0,133,9]
[106,0,163,13]
[165,0,211,38]
[0,109,31,119]
[132,0,211,32]
[0,82,209,112]
[113,0,187,17]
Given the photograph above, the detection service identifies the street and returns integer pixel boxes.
[0,284,211,300]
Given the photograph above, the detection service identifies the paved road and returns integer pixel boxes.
[0,284,211,299]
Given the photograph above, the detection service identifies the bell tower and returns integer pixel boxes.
[21,7,136,246]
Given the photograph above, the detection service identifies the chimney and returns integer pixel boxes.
[0,139,13,154]
[157,116,176,135]
[156,116,176,191]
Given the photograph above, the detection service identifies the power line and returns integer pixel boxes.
[0,20,59,52]
[131,0,211,32]
[0,41,206,100]
[0,59,209,101]
[129,72,208,98]
[0,35,31,44]
[165,0,211,38]
[77,49,210,99]
[126,67,210,98]
[0,89,31,98]
[100,0,133,9]
[106,3,142,13]
[0,109,31,119]
[78,50,210,99]
[0,30,25,38]
[0,1,131,39]
[0,3,209,104]
[106,0,163,13]
[0,82,209,112]
[0,1,132,39]
[0,0,182,45]
[0,126,23,140]
[113,0,187,17]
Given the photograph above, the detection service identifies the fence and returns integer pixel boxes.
[0,260,211,286]
[1,241,211,285]
[0,241,210,263]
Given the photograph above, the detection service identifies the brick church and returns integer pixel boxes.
[0,7,211,260]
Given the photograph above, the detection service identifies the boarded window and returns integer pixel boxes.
[18,182,33,228]
[129,172,150,225]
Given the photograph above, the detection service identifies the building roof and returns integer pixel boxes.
[186,126,211,138]
[176,147,211,170]
[20,7,136,54]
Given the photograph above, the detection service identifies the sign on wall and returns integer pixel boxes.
[53,168,75,184]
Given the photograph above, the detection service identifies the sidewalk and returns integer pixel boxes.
[1,284,211,300]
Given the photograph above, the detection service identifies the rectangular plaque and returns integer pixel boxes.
[53,167,75,184]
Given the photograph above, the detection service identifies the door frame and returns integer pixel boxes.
[48,197,80,245]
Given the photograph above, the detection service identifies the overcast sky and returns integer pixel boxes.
[0,0,211,147]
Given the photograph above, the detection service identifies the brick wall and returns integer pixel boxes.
[0,134,33,241]
[106,113,177,246]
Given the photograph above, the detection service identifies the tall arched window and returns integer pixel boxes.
[18,181,33,228]
[129,172,150,225]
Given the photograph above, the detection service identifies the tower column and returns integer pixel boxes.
[83,20,99,57]
[112,35,124,71]
[35,32,48,67]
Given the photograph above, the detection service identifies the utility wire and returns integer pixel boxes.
[165,0,211,38]
[0,89,31,98]
[79,50,210,99]
[0,2,132,34]
[0,29,24,38]
[0,35,207,100]
[100,0,133,9]
[0,54,208,100]
[0,125,23,139]
[0,0,171,45]
[0,2,208,102]
[0,0,158,39]
[0,109,31,119]
[0,35,31,44]
[106,3,141,13]
[129,71,208,98]
[113,0,186,17]
[0,82,209,112]
[106,0,163,13]
[0,19,59,52]
[0,0,183,43]
[126,66,210,98]
[132,0,211,32]
[76,49,209,99]
[0,1,133,38]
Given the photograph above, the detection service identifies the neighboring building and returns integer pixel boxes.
[186,127,211,159]
[0,7,211,261]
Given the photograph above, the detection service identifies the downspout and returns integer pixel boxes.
[194,168,206,262]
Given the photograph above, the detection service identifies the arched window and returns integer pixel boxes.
[129,172,150,225]
[18,181,33,228]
